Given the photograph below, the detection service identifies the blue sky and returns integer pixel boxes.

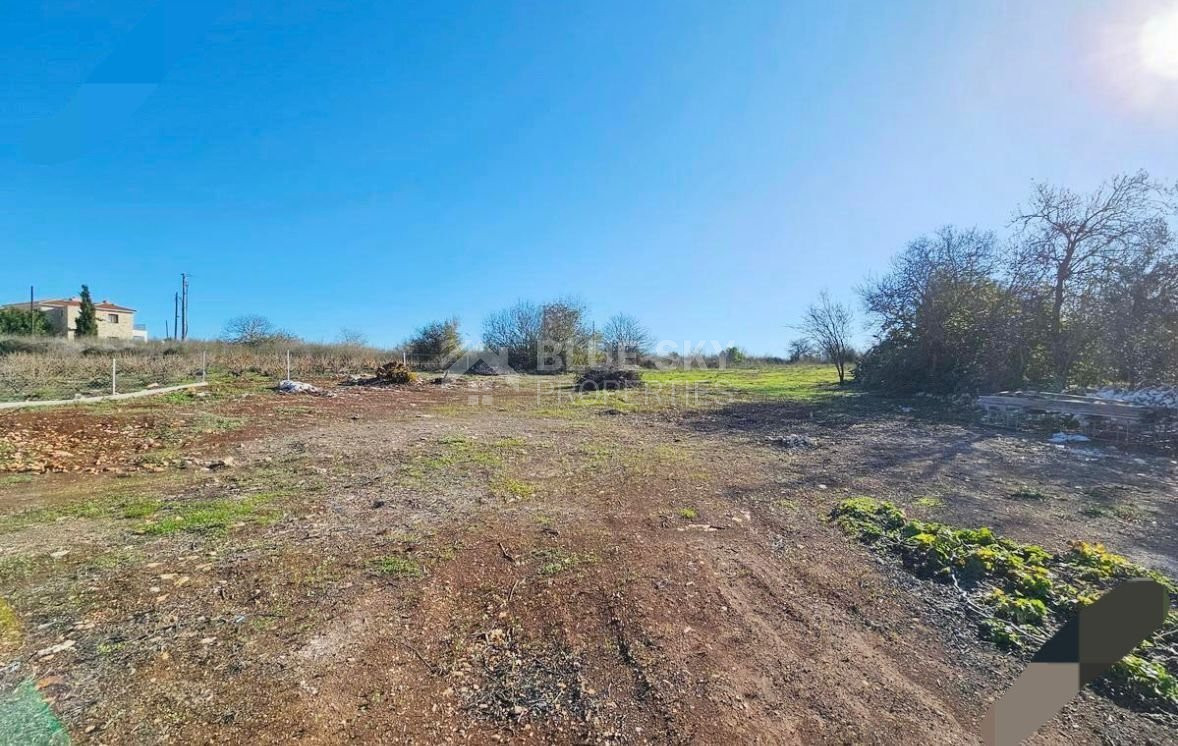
[3,1,1177,352]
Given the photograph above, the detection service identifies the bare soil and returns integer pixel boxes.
[1,378,1175,744]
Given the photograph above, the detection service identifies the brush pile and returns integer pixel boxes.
[574,368,642,392]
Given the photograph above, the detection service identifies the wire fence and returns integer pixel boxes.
[0,346,450,403]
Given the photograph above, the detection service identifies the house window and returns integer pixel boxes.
[107,313,119,323]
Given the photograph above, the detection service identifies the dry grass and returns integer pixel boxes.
[0,337,398,401]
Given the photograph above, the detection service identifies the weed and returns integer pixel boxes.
[913,496,943,508]
[676,507,699,520]
[490,476,536,501]
[1010,486,1047,500]
[191,412,245,432]
[96,640,126,657]
[372,555,424,579]
[830,497,1178,713]
[0,555,36,581]
[532,548,594,576]
[0,599,19,647]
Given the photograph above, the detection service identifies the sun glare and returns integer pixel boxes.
[1140,3,1178,79]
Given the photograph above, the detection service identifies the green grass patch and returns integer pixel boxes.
[137,491,286,536]
[490,476,536,501]
[831,497,1178,714]
[0,493,168,532]
[676,507,699,520]
[0,599,19,647]
[913,496,944,509]
[371,555,424,579]
[642,364,845,402]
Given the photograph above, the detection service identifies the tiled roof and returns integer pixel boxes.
[26,298,137,312]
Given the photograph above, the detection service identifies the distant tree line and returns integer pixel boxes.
[481,298,652,372]
[854,171,1177,393]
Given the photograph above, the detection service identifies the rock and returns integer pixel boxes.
[208,457,236,469]
[766,434,818,450]
[36,639,76,657]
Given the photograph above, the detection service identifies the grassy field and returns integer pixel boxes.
[642,363,847,400]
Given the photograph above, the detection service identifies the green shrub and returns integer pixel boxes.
[830,497,1177,713]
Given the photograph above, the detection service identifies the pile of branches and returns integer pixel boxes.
[574,368,642,392]
[374,360,417,384]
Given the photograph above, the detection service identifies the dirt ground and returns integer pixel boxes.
[1,374,1175,744]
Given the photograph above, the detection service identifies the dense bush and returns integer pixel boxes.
[858,174,1176,393]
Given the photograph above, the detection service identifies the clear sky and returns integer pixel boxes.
[3,1,1177,352]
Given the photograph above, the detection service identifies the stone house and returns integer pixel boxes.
[3,298,146,340]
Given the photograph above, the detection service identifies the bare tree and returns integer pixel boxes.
[483,301,542,371]
[336,327,368,347]
[539,298,591,371]
[1013,171,1172,388]
[222,315,291,345]
[799,291,854,384]
[787,338,814,363]
[601,313,652,365]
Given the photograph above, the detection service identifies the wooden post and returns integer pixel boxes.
[112,358,117,395]
[286,350,291,381]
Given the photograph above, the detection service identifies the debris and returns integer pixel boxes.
[575,368,643,392]
[277,379,322,395]
[1091,385,1178,410]
[1049,432,1091,444]
[465,359,503,376]
[766,434,817,450]
[36,639,76,658]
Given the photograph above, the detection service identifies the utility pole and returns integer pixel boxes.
[29,286,34,336]
[181,273,189,341]
[174,292,179,341]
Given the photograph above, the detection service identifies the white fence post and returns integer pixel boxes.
[201,351,207,383]
[112,358,117,395]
